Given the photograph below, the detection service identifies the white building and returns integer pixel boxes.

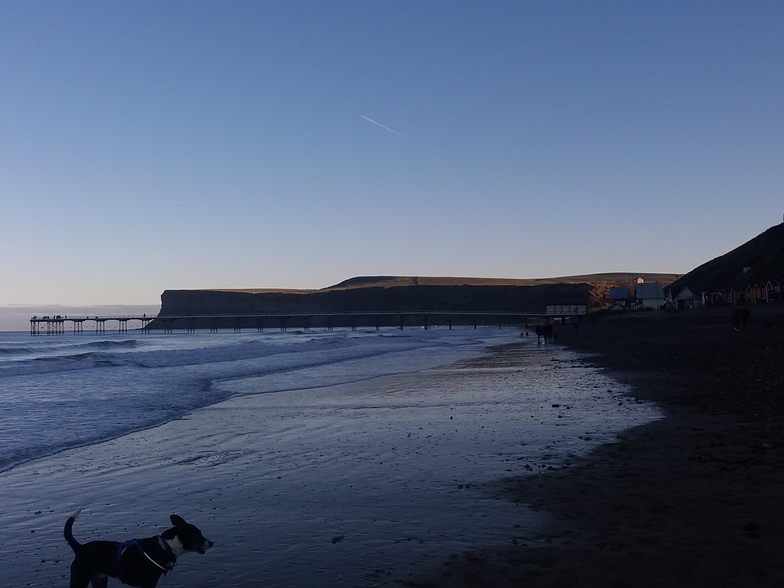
[675,286,703,309]
[635,282,665,310]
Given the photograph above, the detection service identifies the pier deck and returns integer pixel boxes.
[30,310,581,335]
[29,315,155,335]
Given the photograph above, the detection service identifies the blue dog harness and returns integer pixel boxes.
[117,538,176,583]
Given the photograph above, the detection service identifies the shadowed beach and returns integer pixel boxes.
[407,306,784,587]
[0,332,656,588]
[3,307,783,587]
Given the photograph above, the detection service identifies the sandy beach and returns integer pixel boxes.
[3,306,782,587]
[407,306,784,587]
[0,337,655,588]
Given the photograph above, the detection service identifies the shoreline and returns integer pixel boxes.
[0,329,507,475]
[5,311,781,587]
[0,337,649,588]
[407,306,784,587]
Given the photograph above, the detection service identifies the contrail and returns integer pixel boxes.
[360,115,409,139]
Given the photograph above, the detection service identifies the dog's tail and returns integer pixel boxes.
[64,508,83,553]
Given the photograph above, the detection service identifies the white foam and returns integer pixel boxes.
[0,328,520,471]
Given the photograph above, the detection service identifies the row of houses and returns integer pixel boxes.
[702,280,784,306]
[609,277,784,311]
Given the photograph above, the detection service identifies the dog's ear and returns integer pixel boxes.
[170,514,186,527]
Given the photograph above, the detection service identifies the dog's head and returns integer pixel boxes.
[163,514,214,556]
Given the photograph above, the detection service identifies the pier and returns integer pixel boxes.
[30,309,584,335]
[30,315,155,335]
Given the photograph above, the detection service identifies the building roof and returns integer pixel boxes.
[675,286,698,300]
[609,287,631,300]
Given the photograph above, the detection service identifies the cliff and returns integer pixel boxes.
[159,281,591,317]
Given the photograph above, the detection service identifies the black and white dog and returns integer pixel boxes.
[64,508,213,588]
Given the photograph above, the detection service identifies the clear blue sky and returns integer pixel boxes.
[2,1,782,306]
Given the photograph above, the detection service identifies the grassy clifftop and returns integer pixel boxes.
[326,273,678,290]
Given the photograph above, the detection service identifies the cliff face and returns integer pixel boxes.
[159,283,591,316]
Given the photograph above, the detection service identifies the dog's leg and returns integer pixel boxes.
[89,574,108,588]
[69,560,92,588]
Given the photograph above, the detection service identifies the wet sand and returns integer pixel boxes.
[408,306,784,587]
[0,340,655,587]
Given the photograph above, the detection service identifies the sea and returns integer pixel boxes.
[0,326,534,474]
[0,325,666,587]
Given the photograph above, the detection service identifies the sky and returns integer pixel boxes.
[2,1,783,310]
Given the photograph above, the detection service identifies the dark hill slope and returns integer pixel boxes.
[670,223,784,294]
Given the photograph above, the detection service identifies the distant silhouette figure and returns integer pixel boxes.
[741,307,750,329]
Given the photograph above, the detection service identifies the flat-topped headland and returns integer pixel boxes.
[152,274,676,330]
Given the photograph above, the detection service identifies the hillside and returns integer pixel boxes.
[158,282,592,317]
[670,223,784,295]
[156,273,679,325]
[327,273,678,290]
